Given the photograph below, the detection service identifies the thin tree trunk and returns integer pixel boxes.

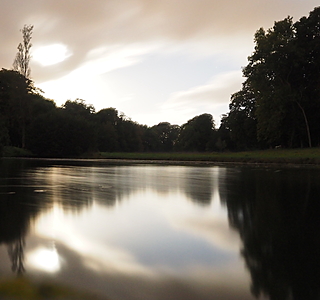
[296,101,312,148]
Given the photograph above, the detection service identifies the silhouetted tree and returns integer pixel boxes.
[216,7,320,150]
[0,69,39,148]
[117,117,144,152]
[95,108,119,152]
[231,7,320,149]
[62,98,95,118]
[293,7,320,147]
[176,113,215,151]
[143,122,180,152]
[27,108,96,157]
[220,82,258,150]
[13,25,33,78]
[243,17,304,147]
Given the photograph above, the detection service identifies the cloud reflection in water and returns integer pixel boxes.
[2,162,256,300]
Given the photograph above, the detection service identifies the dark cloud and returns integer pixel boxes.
[2,0,318,78]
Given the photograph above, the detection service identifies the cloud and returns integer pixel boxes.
[79,43,159,76]
[2,0,318,79]
[159,70,243,124]
[165,71,243,107]
[37,43,159,106]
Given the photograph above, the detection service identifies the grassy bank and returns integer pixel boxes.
[98,148,320,165]
[2,146,33,157]
[3,146,320,165]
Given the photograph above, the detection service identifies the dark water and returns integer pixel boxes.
[0,158,319,300]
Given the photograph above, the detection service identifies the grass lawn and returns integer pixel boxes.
[3,146,320,165]
[2,146,33,157]
[99,148,320,165]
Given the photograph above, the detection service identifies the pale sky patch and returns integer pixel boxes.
[158,71,243,125]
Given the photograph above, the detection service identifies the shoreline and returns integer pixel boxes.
[2,146,320,168]
[3,156,320,169]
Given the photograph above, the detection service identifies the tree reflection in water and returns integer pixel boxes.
[0,161,95,276]
[184,167,214,206]
[2,158,320,300]
[220,167,320,300]
[0,187,39,276]
[8,238,25,275]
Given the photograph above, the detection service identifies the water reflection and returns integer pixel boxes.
[184,167,217,205]
[0,159,319,300]
[28,164,219,208]
[27,243,61,273]
[220,167,320,300]
[0,161,42,277]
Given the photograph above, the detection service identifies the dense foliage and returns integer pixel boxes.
[222,6,320,149]
[0,69,219,156]
[1,7,320,157]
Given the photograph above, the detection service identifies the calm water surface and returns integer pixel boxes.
[0,158,319,300]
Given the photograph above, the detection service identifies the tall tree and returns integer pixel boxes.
[221,81,258,150]
[243,17,298,147]
[95,108,120,152]
[0,69,36,148]
[294,7,320,147]
[234,7,320,148]
[144,122,180,152]
[176,114,215,151]
[13,25,33,78]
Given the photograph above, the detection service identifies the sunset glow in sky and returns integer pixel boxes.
[1,0,319,126]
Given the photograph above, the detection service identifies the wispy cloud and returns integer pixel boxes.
[3,0,318,78]
[159,71,243,124]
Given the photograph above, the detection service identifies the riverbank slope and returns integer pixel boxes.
[3,146,320,165]
[97,148,320,165]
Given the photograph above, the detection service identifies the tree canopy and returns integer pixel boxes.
[222,6,320,149]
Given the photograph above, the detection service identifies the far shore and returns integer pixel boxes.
[3,146,320,167]
[93,148,320,166]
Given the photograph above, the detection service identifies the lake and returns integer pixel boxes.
[0,158,319,300]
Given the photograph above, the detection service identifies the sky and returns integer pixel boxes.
[0,0,319,127]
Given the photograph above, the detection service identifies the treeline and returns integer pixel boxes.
[0,69,220,156]
[1,6,320,157]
